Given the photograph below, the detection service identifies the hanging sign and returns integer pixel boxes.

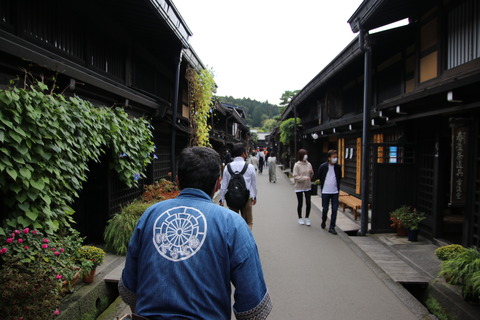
[449,119,469,206]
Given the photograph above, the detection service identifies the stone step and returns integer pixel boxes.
[350,236,431,284]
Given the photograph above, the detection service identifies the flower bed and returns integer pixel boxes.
[0,228,85,319]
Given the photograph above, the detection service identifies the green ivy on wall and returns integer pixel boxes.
[280,117,302,145]
[0,83,154,235]
[186,67,216,147]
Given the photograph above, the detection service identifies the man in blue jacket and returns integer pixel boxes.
[317,150,342,235]
[119,146,272,320]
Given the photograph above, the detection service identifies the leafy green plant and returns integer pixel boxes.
[104,180,180,255]
[0,260,62,319]
[435,244,467,261]
[0,82,155,235]
[0,227,82,318]
[186,67,216,147]
[104,201,151,256]
[140,178,180,203]
[279,117,301,144]
[78,246,105,268]
[390,205,425,230]
[425,297,455,320]
[440,248,480,299]
[470,270,480,298]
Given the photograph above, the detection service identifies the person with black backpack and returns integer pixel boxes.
[220,143,257,230]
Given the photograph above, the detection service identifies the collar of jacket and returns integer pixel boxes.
[177,188,212,202]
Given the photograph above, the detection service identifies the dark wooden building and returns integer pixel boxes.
[0,0,209,241]
[283,0,480,247]
[209,101,250,161]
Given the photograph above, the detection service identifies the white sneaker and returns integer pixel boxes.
[305,218,311,226]
[298,218,305,225]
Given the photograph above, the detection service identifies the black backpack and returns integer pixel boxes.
[225,163,250,210]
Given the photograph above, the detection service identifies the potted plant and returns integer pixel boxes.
[78,246,106,283]
[390,206,410,236]
[401,208,426,242]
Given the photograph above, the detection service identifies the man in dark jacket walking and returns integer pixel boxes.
[317,150,342,235]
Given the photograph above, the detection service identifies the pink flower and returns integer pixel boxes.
[54,309,60,316]
[24,246,29,250]
[1,248,7,254]
[42,244,48,249]
[43,238,49,243]
[23,228,29,234]
[56,274,62,279]
[17,238,23,244]
[32,230,38,235]
[54,251,60,256]
[6,238,13,244]
[59,248,65,253]
[14,230,20,235]
[10,233,15,238]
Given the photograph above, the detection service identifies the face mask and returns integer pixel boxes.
[303,155,308,161]
[331,157,338,164]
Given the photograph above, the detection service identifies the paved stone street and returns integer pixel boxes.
[250,166,418,320]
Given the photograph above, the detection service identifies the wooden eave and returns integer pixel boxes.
[282,37,362,121]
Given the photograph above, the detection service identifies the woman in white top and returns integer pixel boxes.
[292,149,314,226]
[267,152,277,183]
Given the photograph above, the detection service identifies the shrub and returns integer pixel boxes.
[440,248,480,299]
[105,180,180,256]
[140,178,180,203]
[104,201,152,256]
[0,227,82,318]
[435,244,467,261]
[0,260,62,319]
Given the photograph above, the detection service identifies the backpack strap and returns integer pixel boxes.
[240,162,249,175]
[227,163,235,176]
[227,163,249,176]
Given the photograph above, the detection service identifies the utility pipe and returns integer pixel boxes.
[359,27,371,236]
[171,49,183,181]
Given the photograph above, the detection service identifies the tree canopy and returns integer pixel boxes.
[217,96,279,128]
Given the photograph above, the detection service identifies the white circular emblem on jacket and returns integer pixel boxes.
[153,206,207,262]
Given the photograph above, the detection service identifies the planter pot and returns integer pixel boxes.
[83,268,96,284]
[407,229,418,242]
[396,226,407,236]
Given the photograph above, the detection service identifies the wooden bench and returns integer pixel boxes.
[340,195,362,220]
[339,190,349,197]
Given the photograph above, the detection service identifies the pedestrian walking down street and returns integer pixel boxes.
[267,152,277,183]
[220,143,258,230]
[247,152,259,173]
[317,149,342,235]
[119,147,271,319]
[258,155,265,174]
[293,149,313,226]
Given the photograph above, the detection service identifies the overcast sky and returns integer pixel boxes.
[173,0,364,105]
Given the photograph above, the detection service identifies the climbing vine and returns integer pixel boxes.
[279,117,302,144]
[0,82,154,235]
[185,67,215,147]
